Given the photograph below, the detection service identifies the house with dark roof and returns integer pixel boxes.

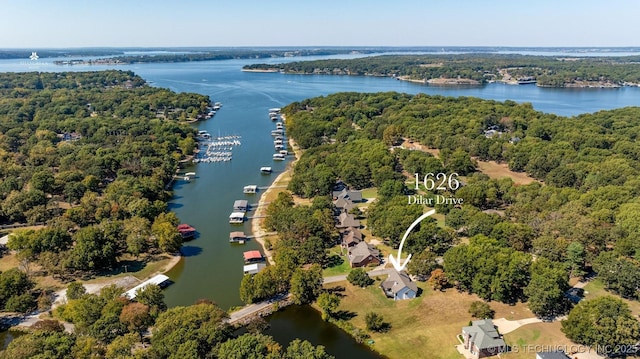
[332,188,363,202]
[341,228,363,248]
[336,212,360,229]
[380,270,418,300]
[461,319,506,358]
[536,351,570,359]
[334,197,355,214]
[348,241,380,267]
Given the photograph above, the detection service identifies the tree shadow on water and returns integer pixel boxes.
[180,245,203,257]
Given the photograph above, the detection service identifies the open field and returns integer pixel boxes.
[476,160,539,186]
[325,279,534,359]
[501,322,574,359]
[582,279,640,317]
[400,138,538,186]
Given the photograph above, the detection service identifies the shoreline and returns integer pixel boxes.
[250,114,299,265]
[241,68,280,73]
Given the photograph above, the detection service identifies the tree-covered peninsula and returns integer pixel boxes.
[0,70,212,303]
[275,91,640,356]
[244,53,640,87]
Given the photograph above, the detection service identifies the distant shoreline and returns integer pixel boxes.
[241,68,280,73]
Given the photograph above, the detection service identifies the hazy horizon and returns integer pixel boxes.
[2,0,639,48]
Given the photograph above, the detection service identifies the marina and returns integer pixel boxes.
[193,133,242,164]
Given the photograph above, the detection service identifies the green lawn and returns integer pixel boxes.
[502,322,573,359]
[361,188,378,200]
[582,278,640,317]
[325,280,479,359]
[323,247,352,277]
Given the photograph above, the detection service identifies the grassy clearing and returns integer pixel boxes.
[476,160,539,186]
[501,322,574,359]
[323,246,351,277]
[325,279,533,359]
[361,188,378,200]
[582,278,640,317]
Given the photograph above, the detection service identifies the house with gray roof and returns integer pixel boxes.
[336,212,360,229]
[341,228,363,248]
[461,319,506,358]
[380,270,418,300]
[348,241,380,268]
[536,351,570,359]
[332,188,363,202]
[334,197,355,214]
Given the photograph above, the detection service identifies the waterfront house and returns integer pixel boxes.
[336,212,360,229]
[348,241,380,267]
[380,270,418,300]
[461,319,507,358]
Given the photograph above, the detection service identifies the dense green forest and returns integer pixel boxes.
[280,92,640,350]
[244,54,640,86]
[0,70,210,300]
[1,282,332,359]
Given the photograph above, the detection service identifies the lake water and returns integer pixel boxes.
[0,54,639,357]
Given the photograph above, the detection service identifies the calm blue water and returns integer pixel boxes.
[0,54,639,357]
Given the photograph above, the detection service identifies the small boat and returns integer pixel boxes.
[185,172,196,177]
[279,150,289,155]
[271,129,284,136]
[276,122,284,129]
[273,153,286,161]
[274,144,284,151]
[243,185,258,194]
[260,167,272,174]
[274,139,283,145]
[268,108,281,113]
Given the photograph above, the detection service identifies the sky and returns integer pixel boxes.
[1,0,638,48]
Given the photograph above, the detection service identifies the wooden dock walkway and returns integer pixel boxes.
[227,293,292,326]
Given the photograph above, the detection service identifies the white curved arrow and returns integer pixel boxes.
[388,209,436,271]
